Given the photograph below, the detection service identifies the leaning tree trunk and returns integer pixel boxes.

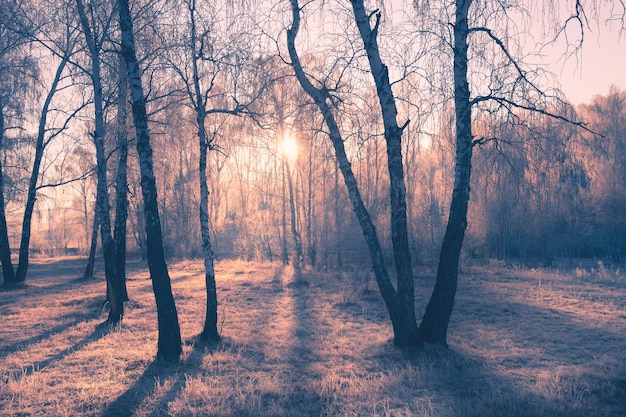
[118,0,182,362]
[419,0,474,346]
[0,100,15,284]
[76,0,122,324]
[14,54,69,283]
[287,0,417,346]
[350,0,421,347]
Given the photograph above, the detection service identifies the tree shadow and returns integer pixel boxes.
[268,265,332,414]
[453,279,626,366]
[6,323,111,383]
[0,264,103,310]
[410,272,626,416]
[277,265,626,416]
[100,337,217,417]
[404,343,626,417]
[0,311,100,361]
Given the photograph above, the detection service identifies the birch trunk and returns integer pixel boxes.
[350,0,421,347]
[285,161,303,267]
[118,0,182,362]
[14,54,69,283]
[288,0,419,346]
[281,152,289,265]
[76,0,122,323]
[114,54,129,302]
[83,207,98,279]
[186,0,220,341]
[198,121,219,341]
[306,145,315,266]
[0,99,15,284]
[420,0,474,346]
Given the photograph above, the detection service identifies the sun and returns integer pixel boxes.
[281,135,298,163]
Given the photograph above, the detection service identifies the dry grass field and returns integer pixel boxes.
[1,257,625,416]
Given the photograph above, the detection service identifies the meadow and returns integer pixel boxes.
[1,257,625,416]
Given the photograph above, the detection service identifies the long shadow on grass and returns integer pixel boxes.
[0,304,103,361]
[0,277,94,308]
[457,281,626,366]
[0,257,146,308]
[6,323,111,383]
[420,274,626,416]
[0,271,102,310]
[277,266,332,415]
[416,344,626,417]
[100,339,210,417]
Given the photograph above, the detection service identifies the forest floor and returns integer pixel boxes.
[0,257,625,416]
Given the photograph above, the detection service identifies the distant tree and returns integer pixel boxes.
[579,87,626,261]
[283,145,303,267]
[118,0,182,362]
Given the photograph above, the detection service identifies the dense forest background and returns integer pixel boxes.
[1,0,624,272]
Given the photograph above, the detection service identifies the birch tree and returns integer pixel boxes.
[287,0,422,347]
[118,0,182,362]
[75,0,124,323]
[0,0,38,284]
[349,0,421,346]
[168,0,265,341]
[6,1,85,284]
[113,54,130,302]
[417,0,594,345]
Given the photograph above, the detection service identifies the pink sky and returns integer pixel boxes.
[548,15,625,105]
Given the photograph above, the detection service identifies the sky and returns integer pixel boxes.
[539,4,626,106]
[551,26,625,105]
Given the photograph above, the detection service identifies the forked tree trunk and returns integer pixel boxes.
[0,100,15,284]
[419,0,474,346]
[186,0,220,342]
[287,0,418,346]
[76,0,122,324]
[118,0,182,362]
[350,0,421,347]
[14,53,70,283]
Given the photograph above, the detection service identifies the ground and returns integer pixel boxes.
[1,257,625,416]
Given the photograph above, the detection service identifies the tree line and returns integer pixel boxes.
[0,0,624,360]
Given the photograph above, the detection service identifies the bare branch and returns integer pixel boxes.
[469,26,543,97]
[471,94,598,136]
